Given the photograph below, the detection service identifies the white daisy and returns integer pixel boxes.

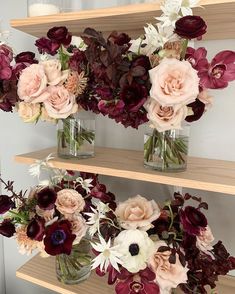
[76,177,93,193]
[91,235,123,272]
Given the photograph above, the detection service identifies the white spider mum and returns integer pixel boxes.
[91,236,123,272]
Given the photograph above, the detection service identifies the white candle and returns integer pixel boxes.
[28,3,60,17]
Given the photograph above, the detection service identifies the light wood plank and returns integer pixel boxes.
[16,254,235,294]
[10,0,235,40]
[15,147,235,195]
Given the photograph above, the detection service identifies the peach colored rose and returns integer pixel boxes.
[198,90,213,110]
[115,195,161,231]
[36,205,55,222]
[68,214,87,245]
[149,241,188,292]
[149,58,199,106]
[196,226,214,253]
[144,98,187,132]
[55,189,85,216]
[40,106,56,123]
[43,86,78,119]
[17,64,48,103]
[17,102,41,123]
[42,60,69,86]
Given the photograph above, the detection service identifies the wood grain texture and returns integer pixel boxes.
[15,147,235,195]
[16,254,235,294]
[10,0,235,40]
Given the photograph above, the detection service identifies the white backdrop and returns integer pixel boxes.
[0,1,235,294]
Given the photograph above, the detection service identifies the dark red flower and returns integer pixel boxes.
[0,195,15,214]
[98,99,125,117]
[186,47,208,70]
[44,220,76,255]
[36,187,57,210]
[185,98,205,122]
[108,31,131,46]
[69,49,87,73]
[35,37,60,56]
[180,206,207,236]
[15,51,38,64]
[0,219,15,237]
[0,79,18,112]
[175,16,207,39]
[198,50,235,89]
[47,26,72,46]
[120,83,148,112]
[0,44,13,62]
[96,265,119,285]
[12,62,28,79]
[0,53,12,80]
[27,217,45,241]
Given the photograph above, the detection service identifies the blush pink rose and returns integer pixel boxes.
[55,189,85,216]
[68,214,87,245]
[42,59,69,86]
[149,58,200,106]
[115,195,161,231]
[17,64,48,103]
[144,98,187,132]
[149,241,188,293]
[196,225,214,254]
[198,90,213,110]
[43,86,78,119]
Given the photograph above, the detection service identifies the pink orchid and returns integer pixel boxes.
[115,267,160,294]
[186,47,208,71]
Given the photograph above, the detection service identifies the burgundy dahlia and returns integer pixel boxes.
[175,16,207,40]
[27,217,45,241]
[35,37,60,56]
[185,99,205,122]
[0,219,15,237]
[180,206,207,236]
[44,220,76,255]
[0,195,15,214]
[36,187,57,210]
[15,51,38,64]
[47,26,72,46]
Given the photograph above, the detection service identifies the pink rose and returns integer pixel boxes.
[43,86,78,119]
[17,102,41,123]
[42,60,69,86]
[55,189,85,216]
[17,64,48,103]
[149,58,199,106]
[144,98,187,132]
[68,214,87,245]
[196,226,214,254]
[115,195,161,231]
[149,241,188,292]
[198,90,213,110]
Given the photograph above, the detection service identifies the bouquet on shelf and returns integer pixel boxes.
[88,192,235,294]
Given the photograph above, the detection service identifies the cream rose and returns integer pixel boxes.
[55,189,85,216]
[198,90,213,110]
[69,214,87,245]
[144,98,187,132]
[149,241,188,292]
[18,102,41,123]
[40,106,56,123]
[43,86,78,119]
[196,226,214,254]
[149,58,199,106]
[17,64,49,103]
[42,60,69,86]
[115,195,161,231]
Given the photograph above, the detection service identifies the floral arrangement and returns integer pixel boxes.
[88,192,235,294]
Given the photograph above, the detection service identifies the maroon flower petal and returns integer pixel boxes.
[0,195,15,214]
[27,217,45,241]
[0,219,15,237]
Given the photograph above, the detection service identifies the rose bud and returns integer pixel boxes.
[27,217,45,241]
[36,187,57,210]
[0,219,16,237]
[180,206,207,236]
[175,16,207,40]
[15,51,38,64]
[47,26,72,46]
[0,195,15,214]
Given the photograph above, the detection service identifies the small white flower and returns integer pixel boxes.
[39,53,50,61]
[28,153,55,178]
[76,177,93,193]
[156,0,181,28]
[91,235,123,272]
[180,0,200,16]
[71,36,88,51]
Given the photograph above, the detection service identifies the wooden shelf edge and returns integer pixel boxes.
[14,147,235,195]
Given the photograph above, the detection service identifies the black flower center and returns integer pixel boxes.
[129,243,140,256]
[51,230,66,245]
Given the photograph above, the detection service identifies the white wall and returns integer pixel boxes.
[0,1,235,294]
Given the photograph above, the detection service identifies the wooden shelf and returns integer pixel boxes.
[16,254,235,294]
[15,147,235,195]
[10,0,235,40]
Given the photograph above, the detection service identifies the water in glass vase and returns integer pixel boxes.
[56,238,91,285]
[57,113,95,159]
[144,126,190,172]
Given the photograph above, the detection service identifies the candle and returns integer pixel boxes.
[28,3,60,17]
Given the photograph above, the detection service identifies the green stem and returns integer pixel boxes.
[181,39,189,60]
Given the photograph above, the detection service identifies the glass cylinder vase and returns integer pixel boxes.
[144,125,190,172]
[57,112,95,159]
[56,238,92,285]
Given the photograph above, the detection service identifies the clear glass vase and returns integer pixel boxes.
[56,238,92,285]
[57,112,95,159]
[144,125,190,172]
